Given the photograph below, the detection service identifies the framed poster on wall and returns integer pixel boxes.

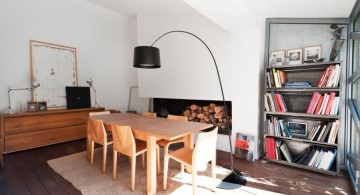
[30,40,77,109]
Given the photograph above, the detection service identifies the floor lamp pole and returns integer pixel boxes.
[134,31,245,188]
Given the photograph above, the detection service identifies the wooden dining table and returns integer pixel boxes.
[87,113,213,195]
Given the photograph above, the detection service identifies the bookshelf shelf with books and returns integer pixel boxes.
[262,19,348,176]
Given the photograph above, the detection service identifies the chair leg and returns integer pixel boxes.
[156,145,160,174]
[141,153,145,168]
[163,155,169,190]
[131,156,136,191]
[181,163,185,181]
[102,144,107,173]
[192,166,197,195]
[113,151,117,180]
[211,159,216,192]
[90,141,94,165]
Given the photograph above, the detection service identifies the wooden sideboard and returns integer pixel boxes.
[0,107,104,166]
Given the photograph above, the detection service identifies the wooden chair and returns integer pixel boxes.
[156,115,188,173]
[163,127,218,194]
[88,117,113,173]
[111,124,147,191]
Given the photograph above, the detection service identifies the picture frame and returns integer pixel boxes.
[27,102,37,112]
[287,121,308,138]
[287,48,303,65]
[37,102,47,111]
[270,50,286,66]
[304,45,322,62]
[30,40,77,110]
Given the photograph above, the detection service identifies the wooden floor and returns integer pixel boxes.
[0,139,355,195]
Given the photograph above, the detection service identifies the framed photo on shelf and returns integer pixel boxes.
[270,50,286,66]
[304,45,322,61]
[27,102,37,112]
[37,102,47,111]
[287,48,303,65]
[287,122,308,138]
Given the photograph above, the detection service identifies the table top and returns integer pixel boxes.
[90,113,213,140]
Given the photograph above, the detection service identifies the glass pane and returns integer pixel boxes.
[352,78,360,108]
[350,119,360,157]
[355,14,360,31]
[354,40,360,72]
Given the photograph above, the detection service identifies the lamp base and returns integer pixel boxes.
[217,169,246,189]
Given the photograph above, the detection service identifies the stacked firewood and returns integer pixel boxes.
[182,103,231,129]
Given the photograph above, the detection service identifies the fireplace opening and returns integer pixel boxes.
[153,98,232,135]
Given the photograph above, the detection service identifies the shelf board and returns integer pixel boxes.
[264,111,340,119]
[266,87,340,92]
[269,61,341,70]
[266,159,338,176]
[264,134,338,147]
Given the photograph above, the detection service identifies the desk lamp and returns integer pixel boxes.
[0,81,40,114]
[133,30,245,188]
[86,78,100,108]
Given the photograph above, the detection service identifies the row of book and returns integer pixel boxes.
[264,117,293,138]
[306,92,339,115]
[307,120,339,144]
[317,65,341,87]
[266,68,286,88]
[264,92,287,112]
[265,138,337,171]
[265,64,341,88]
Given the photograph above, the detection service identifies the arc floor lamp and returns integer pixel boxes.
[133,30,245,188]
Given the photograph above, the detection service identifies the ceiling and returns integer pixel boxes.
[86,0,357,34]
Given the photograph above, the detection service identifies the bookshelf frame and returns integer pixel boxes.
[262,18,350,175]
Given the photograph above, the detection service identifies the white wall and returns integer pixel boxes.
[136,14,262,158]
[0,0,136,113]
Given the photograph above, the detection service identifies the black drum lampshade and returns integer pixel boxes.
[133,46,161,68]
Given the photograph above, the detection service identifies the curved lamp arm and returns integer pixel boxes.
[133,31,239,176]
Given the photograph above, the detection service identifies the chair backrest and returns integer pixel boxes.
[111,124,135,157]
[142,112,157,118]
[167,114,188,121]
[89,111,111,116]
[193,127,218,166]
[88,118,107,145]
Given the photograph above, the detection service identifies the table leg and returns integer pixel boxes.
[86,122,90,161]
[147,135,157,195]
[185,133,194,172]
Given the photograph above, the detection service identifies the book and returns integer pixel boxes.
[271,92,279,112]
[278,94,288,112]
[306,92,320,114]
[316,124,327,142]
[328,120,339,144]
[234,133,255,161]
[278,70,286,87]
[317,70,327,87]
[332,65,341,87]
[280,142,292,163]
[319,93,329,115]
[264,95,270,111]
[276,94,286,112]
[319,122,333,142]
[326,149,337,171]
[273,93,282,112]
[330,97,339,115]
[266,71,272,88]
[313,95,324,114]
[326,65,337,87]
[311,94,322,114]
[320,65,334,87]
[308,148,320,166]
[272,68,280,88]
[267,93,276,112]
[324,92,336,115]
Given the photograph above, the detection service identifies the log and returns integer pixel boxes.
[208,108,215,114]
[214,106,225,113]
[190,104,199,111]
[183,109,190,117]
[214,112,224,119]
[191,112,197,118]
[202,106,210,112]
[209,103,217,109]
[197,113,205,119]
